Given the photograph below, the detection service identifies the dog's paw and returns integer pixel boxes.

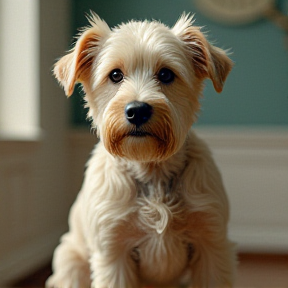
[45,274,64,288]
[45,275,61,288]
[46,269,91,288]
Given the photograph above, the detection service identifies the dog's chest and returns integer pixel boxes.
[134,178,187,231]
[133,181,190,284]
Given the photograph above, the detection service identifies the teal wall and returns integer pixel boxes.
[70,0,288,127]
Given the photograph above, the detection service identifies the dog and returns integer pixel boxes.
[46,12,237,288]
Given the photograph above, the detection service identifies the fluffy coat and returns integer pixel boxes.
[47,13,237,288]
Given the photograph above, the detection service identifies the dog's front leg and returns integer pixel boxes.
[188,212,237,288]
[46,194,91,288]
[90,223,140,288]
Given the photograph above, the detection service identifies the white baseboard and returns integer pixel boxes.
[196,126,288,253]
[0,227,66,285]
[229,226,288,253]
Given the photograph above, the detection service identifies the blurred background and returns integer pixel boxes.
[0,0,287,286]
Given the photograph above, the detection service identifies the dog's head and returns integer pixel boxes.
[54,13,232,162]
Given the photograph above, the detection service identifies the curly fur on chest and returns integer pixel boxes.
[133,180,192,285]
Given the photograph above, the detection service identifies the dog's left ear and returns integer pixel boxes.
[54,13,111,96]
[172,14,233,93]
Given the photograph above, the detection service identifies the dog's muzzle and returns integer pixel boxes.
[125,101,153,127]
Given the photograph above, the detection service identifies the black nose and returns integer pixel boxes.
[125,101,153,127]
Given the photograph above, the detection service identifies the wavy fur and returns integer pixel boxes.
[47,12,236,288]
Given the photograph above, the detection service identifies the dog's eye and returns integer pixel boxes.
[109,69,124,83]
[157,68,175,84]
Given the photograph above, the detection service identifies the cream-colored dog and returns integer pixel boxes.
[47,12,237,288]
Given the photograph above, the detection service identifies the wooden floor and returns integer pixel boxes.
[11,254,288,288]
[235,254,288,287]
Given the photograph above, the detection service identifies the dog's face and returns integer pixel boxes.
[54,13,232,162]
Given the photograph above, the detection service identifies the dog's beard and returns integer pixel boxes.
[102,99,178,162]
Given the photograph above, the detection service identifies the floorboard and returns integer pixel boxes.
[10,254,288,288]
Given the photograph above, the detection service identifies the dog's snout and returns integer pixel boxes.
[125,101,153,127]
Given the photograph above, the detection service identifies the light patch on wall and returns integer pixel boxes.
[0,0,40,140]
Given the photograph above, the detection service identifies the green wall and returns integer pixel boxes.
[70,0,288,127]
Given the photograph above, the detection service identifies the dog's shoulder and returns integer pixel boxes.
[81,142,122,192]
[185,129,213,161]
[184,129,223,184]
[183,129,229,216]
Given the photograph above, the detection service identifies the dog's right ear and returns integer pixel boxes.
[54,13,110,97]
